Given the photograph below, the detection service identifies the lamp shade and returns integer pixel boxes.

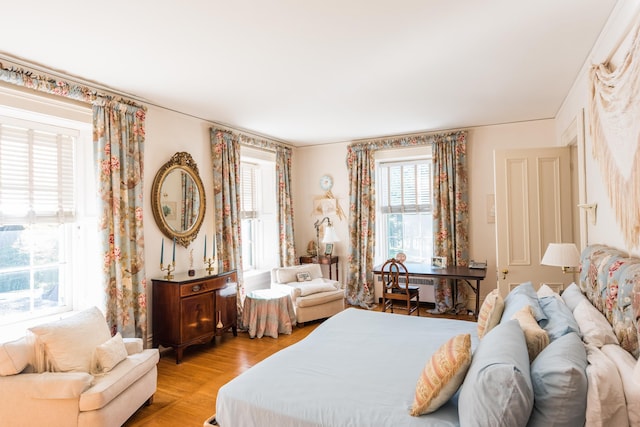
[541,243,580,267]
[322,225,340,243]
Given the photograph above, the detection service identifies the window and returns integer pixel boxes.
[376,155,433,264]
[239,147,278,272]
[0,91,97,328]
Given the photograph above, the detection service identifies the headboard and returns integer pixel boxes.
[579,244,640,358]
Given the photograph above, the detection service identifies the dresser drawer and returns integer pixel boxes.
[180,281,211,297]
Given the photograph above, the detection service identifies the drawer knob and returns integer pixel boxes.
[192,284,201,292]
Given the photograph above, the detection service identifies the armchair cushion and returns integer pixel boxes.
[123,338,144,355]
[0,337,31,376]
[28,307,112,373]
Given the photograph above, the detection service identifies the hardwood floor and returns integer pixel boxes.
[125,304,474,427]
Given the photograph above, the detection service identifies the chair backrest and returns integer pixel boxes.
[380,258,410,293]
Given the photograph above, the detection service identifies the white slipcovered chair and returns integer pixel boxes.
[271,263,345,324]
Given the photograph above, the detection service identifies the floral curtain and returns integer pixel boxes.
[431,132,469,314]
[0,61,148,339]
[345,131,467,308]
[589,23,640,249]
[210,128,245,315]
[93,101,147,338]
[345,145,377,307]
[181,171,197,230]
[275,146,296,266]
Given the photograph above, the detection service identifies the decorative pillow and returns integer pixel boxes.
[296,271,312,282]
[501,281,547,325]
[561,282,588,312]
[511,305,549,362]
[601,344,640,426]
[0,337,31,376]
[539,295,581,342]
[276,264,322,283]
[410,333,472,416]
[573,299,619,348]
[458,320,533,426]
[28,306,112,373]
[92,332,128,374]
[584,345,629,427]
[477,289,504,339]
[123,337,144,355]
[528,332,588,427]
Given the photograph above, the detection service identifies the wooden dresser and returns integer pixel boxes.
[152,269,237,363]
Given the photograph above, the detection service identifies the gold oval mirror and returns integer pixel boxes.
[151,152,206,247]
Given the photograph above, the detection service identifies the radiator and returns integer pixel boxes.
[373,274,435,303]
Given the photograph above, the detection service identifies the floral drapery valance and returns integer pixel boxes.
[589,23,640,249]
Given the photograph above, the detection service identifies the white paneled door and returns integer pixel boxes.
[494,147,575,297]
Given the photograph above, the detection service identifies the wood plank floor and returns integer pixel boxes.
[124,304,474,427]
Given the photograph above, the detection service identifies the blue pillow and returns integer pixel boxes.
[561,283,588,312]
[539,296,581,341]
[501,282,547,325]
[458,320,533,426]
[527,332,588,427]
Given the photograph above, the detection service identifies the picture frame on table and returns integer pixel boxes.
[324,243,334,256]
[431,256,447,269]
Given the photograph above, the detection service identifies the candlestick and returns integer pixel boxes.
[160,261,176,280]
[204,257,215,275]
[172,237,176,262]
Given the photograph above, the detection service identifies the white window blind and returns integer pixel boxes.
[240,162,258,219]
[0,117,77,224]
[378,160,431,214]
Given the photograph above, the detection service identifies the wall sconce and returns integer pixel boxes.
[314,217,339,259]
[578,203,597,225]
[541,243,581,273]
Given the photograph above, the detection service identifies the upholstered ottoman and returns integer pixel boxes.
[270,264,345,324]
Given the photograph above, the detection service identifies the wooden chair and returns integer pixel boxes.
[380,258,419,316]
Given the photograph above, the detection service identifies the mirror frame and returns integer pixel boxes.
[151,152,206,248]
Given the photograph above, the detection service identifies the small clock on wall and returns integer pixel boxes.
[319,174,333,191]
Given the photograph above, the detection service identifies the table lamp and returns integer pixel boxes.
[541,243,580,273]
[315,216,340,259]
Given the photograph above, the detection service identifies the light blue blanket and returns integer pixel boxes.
[216,308,478,426]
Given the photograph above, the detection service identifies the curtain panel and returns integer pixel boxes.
[431,132,470,314]
[275,146,297,266]
[93,101,148,339]
[210,128,245,316]
[345,131,468,309]
[589,23,640,249]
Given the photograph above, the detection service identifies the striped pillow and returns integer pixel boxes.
[477,289,504,338]
[410,333,472,416]
[511,305,549,362]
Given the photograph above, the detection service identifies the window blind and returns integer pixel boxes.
[0,118,77,224]
[240,162,258,219]
[379,160,431,214]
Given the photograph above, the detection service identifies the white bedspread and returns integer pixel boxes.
[216,308,478,426]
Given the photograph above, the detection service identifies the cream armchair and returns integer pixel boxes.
[0,307,159,427]
[271,264,345,324]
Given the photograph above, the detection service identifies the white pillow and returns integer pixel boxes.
[537,284,561,300]
[602,344,640,426]
[123,337,144,355]
[93,333,128,374]
[28,307,112,373]
[277,265,322,283]
[573,300,619,348]
[297,280,338,296]
[0,337,31,376]
[585,345,629,427]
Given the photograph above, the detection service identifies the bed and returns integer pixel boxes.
[210,244,640,427]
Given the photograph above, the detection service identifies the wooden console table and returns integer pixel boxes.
[152,270,237,363]
[372,263,486,318]
[299,255,339,280]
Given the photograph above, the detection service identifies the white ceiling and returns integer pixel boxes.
[0,0,618,146]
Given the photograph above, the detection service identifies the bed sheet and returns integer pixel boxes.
[216,308,478,426]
